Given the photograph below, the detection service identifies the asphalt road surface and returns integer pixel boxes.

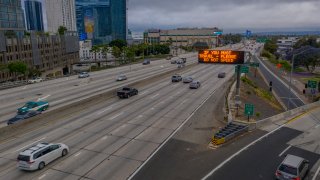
[254,53,305,110]
[0,63,234,180]
[0,53,197,126]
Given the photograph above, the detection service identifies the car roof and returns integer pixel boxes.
[282,154,304,167]
[19,143,51,156]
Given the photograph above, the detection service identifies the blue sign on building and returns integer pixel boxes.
[245,30,252,38]
[79,33,87,41]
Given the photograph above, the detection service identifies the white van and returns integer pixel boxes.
[17,142,69,171]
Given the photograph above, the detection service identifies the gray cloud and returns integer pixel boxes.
[128,0,320,32]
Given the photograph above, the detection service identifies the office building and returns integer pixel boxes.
[24,0,44,31]
[0,0,25,36]
[44,0,77,33]
[75,0,127,45]
[144,28,221,49]
[0,31,79,81]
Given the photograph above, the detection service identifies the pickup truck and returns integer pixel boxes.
[17,101,49,114]
[117,87,138,98]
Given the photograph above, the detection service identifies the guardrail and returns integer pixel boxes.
[212,123,249,146]
[0,80,29,90]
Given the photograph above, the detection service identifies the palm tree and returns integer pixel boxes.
[90,45,101,67]
[101,45,110,62]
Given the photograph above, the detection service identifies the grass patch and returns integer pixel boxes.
[241,77,258,88]
[300,77,320,83]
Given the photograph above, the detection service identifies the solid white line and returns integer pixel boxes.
[128,89,217,180]
[201,124,285,180]
[15,137,46,152]
[278,145,291,157]
[52,98,67,105]
[38,174,46,180]
[109,112,124,120]
[74,152,81,157]
[312,164,320,180]
[151,94,159,99]
[97,106,113,115]
[37,95,51,101]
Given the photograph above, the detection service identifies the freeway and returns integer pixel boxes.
[0,53,197,126]
[0,62,234,180]
[253,47,305,110]
[203,106,320,180]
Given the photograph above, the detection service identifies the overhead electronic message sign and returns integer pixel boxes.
[198,50,245,64]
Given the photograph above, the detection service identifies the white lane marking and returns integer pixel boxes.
[102,136,108,140]
[15,137,46,152]
[52,98,67,105]
[97,106,113,115]
[38,174,46,180]
[109,112,124,120]
[138,115,143,118]
[151,94,159,99]
[201,124,285,180]
[22,86,27,90]
[74,152,81,157]
[151,107,155,110]
[312,164,320,180]
[128,89,217,180]
[37,95,51,101]
[139,91,149,96]
[278,145,291,157]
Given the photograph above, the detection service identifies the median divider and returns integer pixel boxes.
[211,122,249,146]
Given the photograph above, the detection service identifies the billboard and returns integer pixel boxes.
[198,50,245,64]
[84,8,94,39]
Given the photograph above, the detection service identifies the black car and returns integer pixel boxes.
[142,59,150,65]
[117,87,138,98]
[7,111,41,125]
[218,72,226,78]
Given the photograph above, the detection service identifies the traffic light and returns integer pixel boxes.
[269,81,272,86]
[269,87,272,92]
[303,89,306,94]
[305,84,308,88]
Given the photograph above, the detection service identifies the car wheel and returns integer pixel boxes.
[42,106,47,111]
[62,149,68,156]
[38,162,45,170]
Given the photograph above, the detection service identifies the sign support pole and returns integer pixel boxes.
[236,65,241,116]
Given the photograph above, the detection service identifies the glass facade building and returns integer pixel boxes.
[75,0,127,45]
[0,0,25,35]
[24,0,44,31]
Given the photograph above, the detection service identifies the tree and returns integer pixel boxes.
[288,46,320,73]
[264,39,278,54]
[109,39,127,50]
[28,68,42,78]
[90,45,101,62]
[8,61,27,80]
[124,47,135,64]
[4,30,16,38]
[58,26,67,35]
[112,46,122,65]
[101,45,110,61]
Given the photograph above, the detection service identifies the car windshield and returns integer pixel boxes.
[23,102,35,108]
[123,88,130,91]
[279,164,297,175]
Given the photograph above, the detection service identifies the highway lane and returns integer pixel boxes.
[253,48,305,110]
[203,107,320,180]
[0,63,234,180]
[0,53,198,125]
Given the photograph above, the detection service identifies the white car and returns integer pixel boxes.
[78,72,90,78]
[116,74,127,81]
[183,76,193,83]
[17,142,69,171]
[189,80,201,89]
[28,77,43,84]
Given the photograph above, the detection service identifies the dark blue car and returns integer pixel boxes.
[7,111,41,125]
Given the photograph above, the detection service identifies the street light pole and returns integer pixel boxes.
[287,49,309,110]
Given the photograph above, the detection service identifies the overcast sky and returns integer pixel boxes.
[128,0,320,33]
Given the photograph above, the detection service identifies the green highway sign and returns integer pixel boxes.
[244,103,254,116]
[235,65,249,73]
[249,62,260,67]
[307,80,317,88]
